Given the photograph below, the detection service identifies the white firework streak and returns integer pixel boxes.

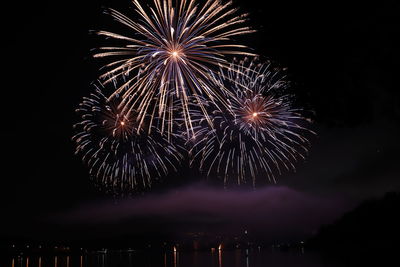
[187,59,315,186]
[72,82,183,194]
[93,0,255,140]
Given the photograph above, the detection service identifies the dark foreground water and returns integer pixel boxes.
[6,249,345,267]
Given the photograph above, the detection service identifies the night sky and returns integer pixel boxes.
[2,0,400,243]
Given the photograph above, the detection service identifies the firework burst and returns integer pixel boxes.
[94,0,255,138]
[72,82,183,194]
[188,59,315,186]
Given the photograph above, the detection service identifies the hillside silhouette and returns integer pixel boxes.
[308,192,400,255]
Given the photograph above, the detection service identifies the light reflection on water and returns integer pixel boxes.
[8,249,343,267]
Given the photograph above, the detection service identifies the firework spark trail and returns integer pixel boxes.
[72,82,183,194]
[187,59,315,186]
[93,0,255,139]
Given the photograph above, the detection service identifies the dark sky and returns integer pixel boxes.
[1,0,399,242]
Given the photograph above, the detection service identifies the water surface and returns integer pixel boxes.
[7,249,344,267]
